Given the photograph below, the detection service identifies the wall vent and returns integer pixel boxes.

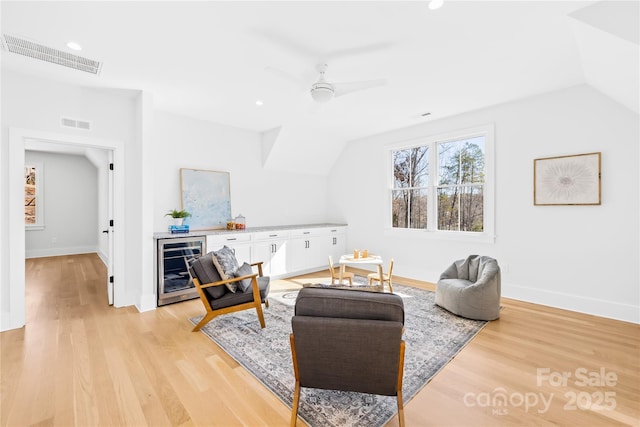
[60,117,92,131]
[1,33,102,75]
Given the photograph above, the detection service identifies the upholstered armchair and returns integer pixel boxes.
[289,287,406,427]
[435,254,501,321]
[188,249,270,332]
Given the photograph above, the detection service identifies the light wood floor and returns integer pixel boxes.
[2,254,638,426]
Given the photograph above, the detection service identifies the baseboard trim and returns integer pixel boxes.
[137,293,157,312]
[0,311,23,332]
[503,283,639,324]
[25,246,98,259]
[97,249,108,267]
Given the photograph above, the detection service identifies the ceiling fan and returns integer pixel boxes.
[255,28,390,105]
[308,63,387,103]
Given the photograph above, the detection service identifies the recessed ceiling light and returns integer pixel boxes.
[66,41,82,51]
[428,0,444,10]
[255,100,264,106]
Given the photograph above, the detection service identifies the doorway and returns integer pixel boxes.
[6,128,124,331]
[25,141,115,305]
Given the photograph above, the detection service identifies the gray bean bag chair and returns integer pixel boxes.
[435,255,501,321]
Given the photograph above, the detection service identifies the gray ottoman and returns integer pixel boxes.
[435,255,501,321]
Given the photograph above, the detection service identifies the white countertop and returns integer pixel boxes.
[153,222,347,239]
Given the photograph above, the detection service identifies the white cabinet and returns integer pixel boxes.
[287,229,326,273]
[206,233,252,265]
[253,231,289,277]
[326,227,347,261]
[287,227,346,275]
[203,225,346,279]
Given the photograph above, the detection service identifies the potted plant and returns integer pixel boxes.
[165,209,191,226]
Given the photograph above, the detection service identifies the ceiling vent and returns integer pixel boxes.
[1,33,102,75]
[61,117,92,131]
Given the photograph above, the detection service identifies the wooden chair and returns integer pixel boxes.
[368,258,394,292]
[189,254,270,332]
[328,255,353,285]
[290,288,406,427]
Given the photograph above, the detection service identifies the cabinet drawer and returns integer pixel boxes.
[208,233,251,243]
[290,228,320,237]
[253,230,290,240]
[207,233,252,247]
[307,227,345,236]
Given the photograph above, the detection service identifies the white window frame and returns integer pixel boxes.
[385,124,495,243]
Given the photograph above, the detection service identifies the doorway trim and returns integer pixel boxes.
[6,127,125,331]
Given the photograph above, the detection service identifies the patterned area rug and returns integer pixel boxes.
[191,277,487,427]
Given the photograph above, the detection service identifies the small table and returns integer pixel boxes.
[338,254,384,285]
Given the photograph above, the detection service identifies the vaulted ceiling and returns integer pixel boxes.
[2,1,638,175]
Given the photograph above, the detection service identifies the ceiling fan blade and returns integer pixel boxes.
[251,28,321,61]
[264,66,306,90]
[333,79,388,98]
[323,42,395,63]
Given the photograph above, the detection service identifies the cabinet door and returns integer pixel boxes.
[329,231,346,261]
[253,239,288,277]
[287,237,306,273]
[270,240,288,277]
[307,235,329,269]
[229,244,252,265]
[253,241,273,275]
[287,237,322,272]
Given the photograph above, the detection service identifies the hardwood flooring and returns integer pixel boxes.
[1,254,638,426]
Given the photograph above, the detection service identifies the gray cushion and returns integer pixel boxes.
[212,246,240,292]
[209,274,270,310]
[189,253,226,299]
[257,276,270,301]
[435,255,501,321]
[294,287,404,323]
[232,262,254,293]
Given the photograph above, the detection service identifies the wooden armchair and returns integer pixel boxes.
[188,254,270,332]
[289,287,406,426]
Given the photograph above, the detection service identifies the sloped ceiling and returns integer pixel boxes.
[2,1,637,175]
[569,0,639,114]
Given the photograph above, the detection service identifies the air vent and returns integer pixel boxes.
[61,117,92,131]
[1,33,102,75]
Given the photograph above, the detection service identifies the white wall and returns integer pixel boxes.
[329,84,639,323]
[152,111,329,233]
[1,70,334,331]
[1,70,137,330]
[25,151,98,258]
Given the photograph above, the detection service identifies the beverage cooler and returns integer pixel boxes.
[157,236,205,306]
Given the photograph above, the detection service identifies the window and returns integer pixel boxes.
[25,162,44,229]
[437,136,485,232]
[388,125,494,241]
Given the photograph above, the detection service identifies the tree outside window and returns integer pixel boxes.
[391,133,486,233]
[392,146,428,229]
[25,163,44,229]
[437,136,485,232]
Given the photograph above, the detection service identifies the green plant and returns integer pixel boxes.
[165,209,191,219]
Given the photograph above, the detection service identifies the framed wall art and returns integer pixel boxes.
[534,152,601,206]
[180,168,231,230]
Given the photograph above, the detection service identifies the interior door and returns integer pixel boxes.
[106,150,114,305]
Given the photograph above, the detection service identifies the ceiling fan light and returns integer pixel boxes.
[310,83,334,102]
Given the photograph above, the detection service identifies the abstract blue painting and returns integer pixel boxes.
[180,168,231,230]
